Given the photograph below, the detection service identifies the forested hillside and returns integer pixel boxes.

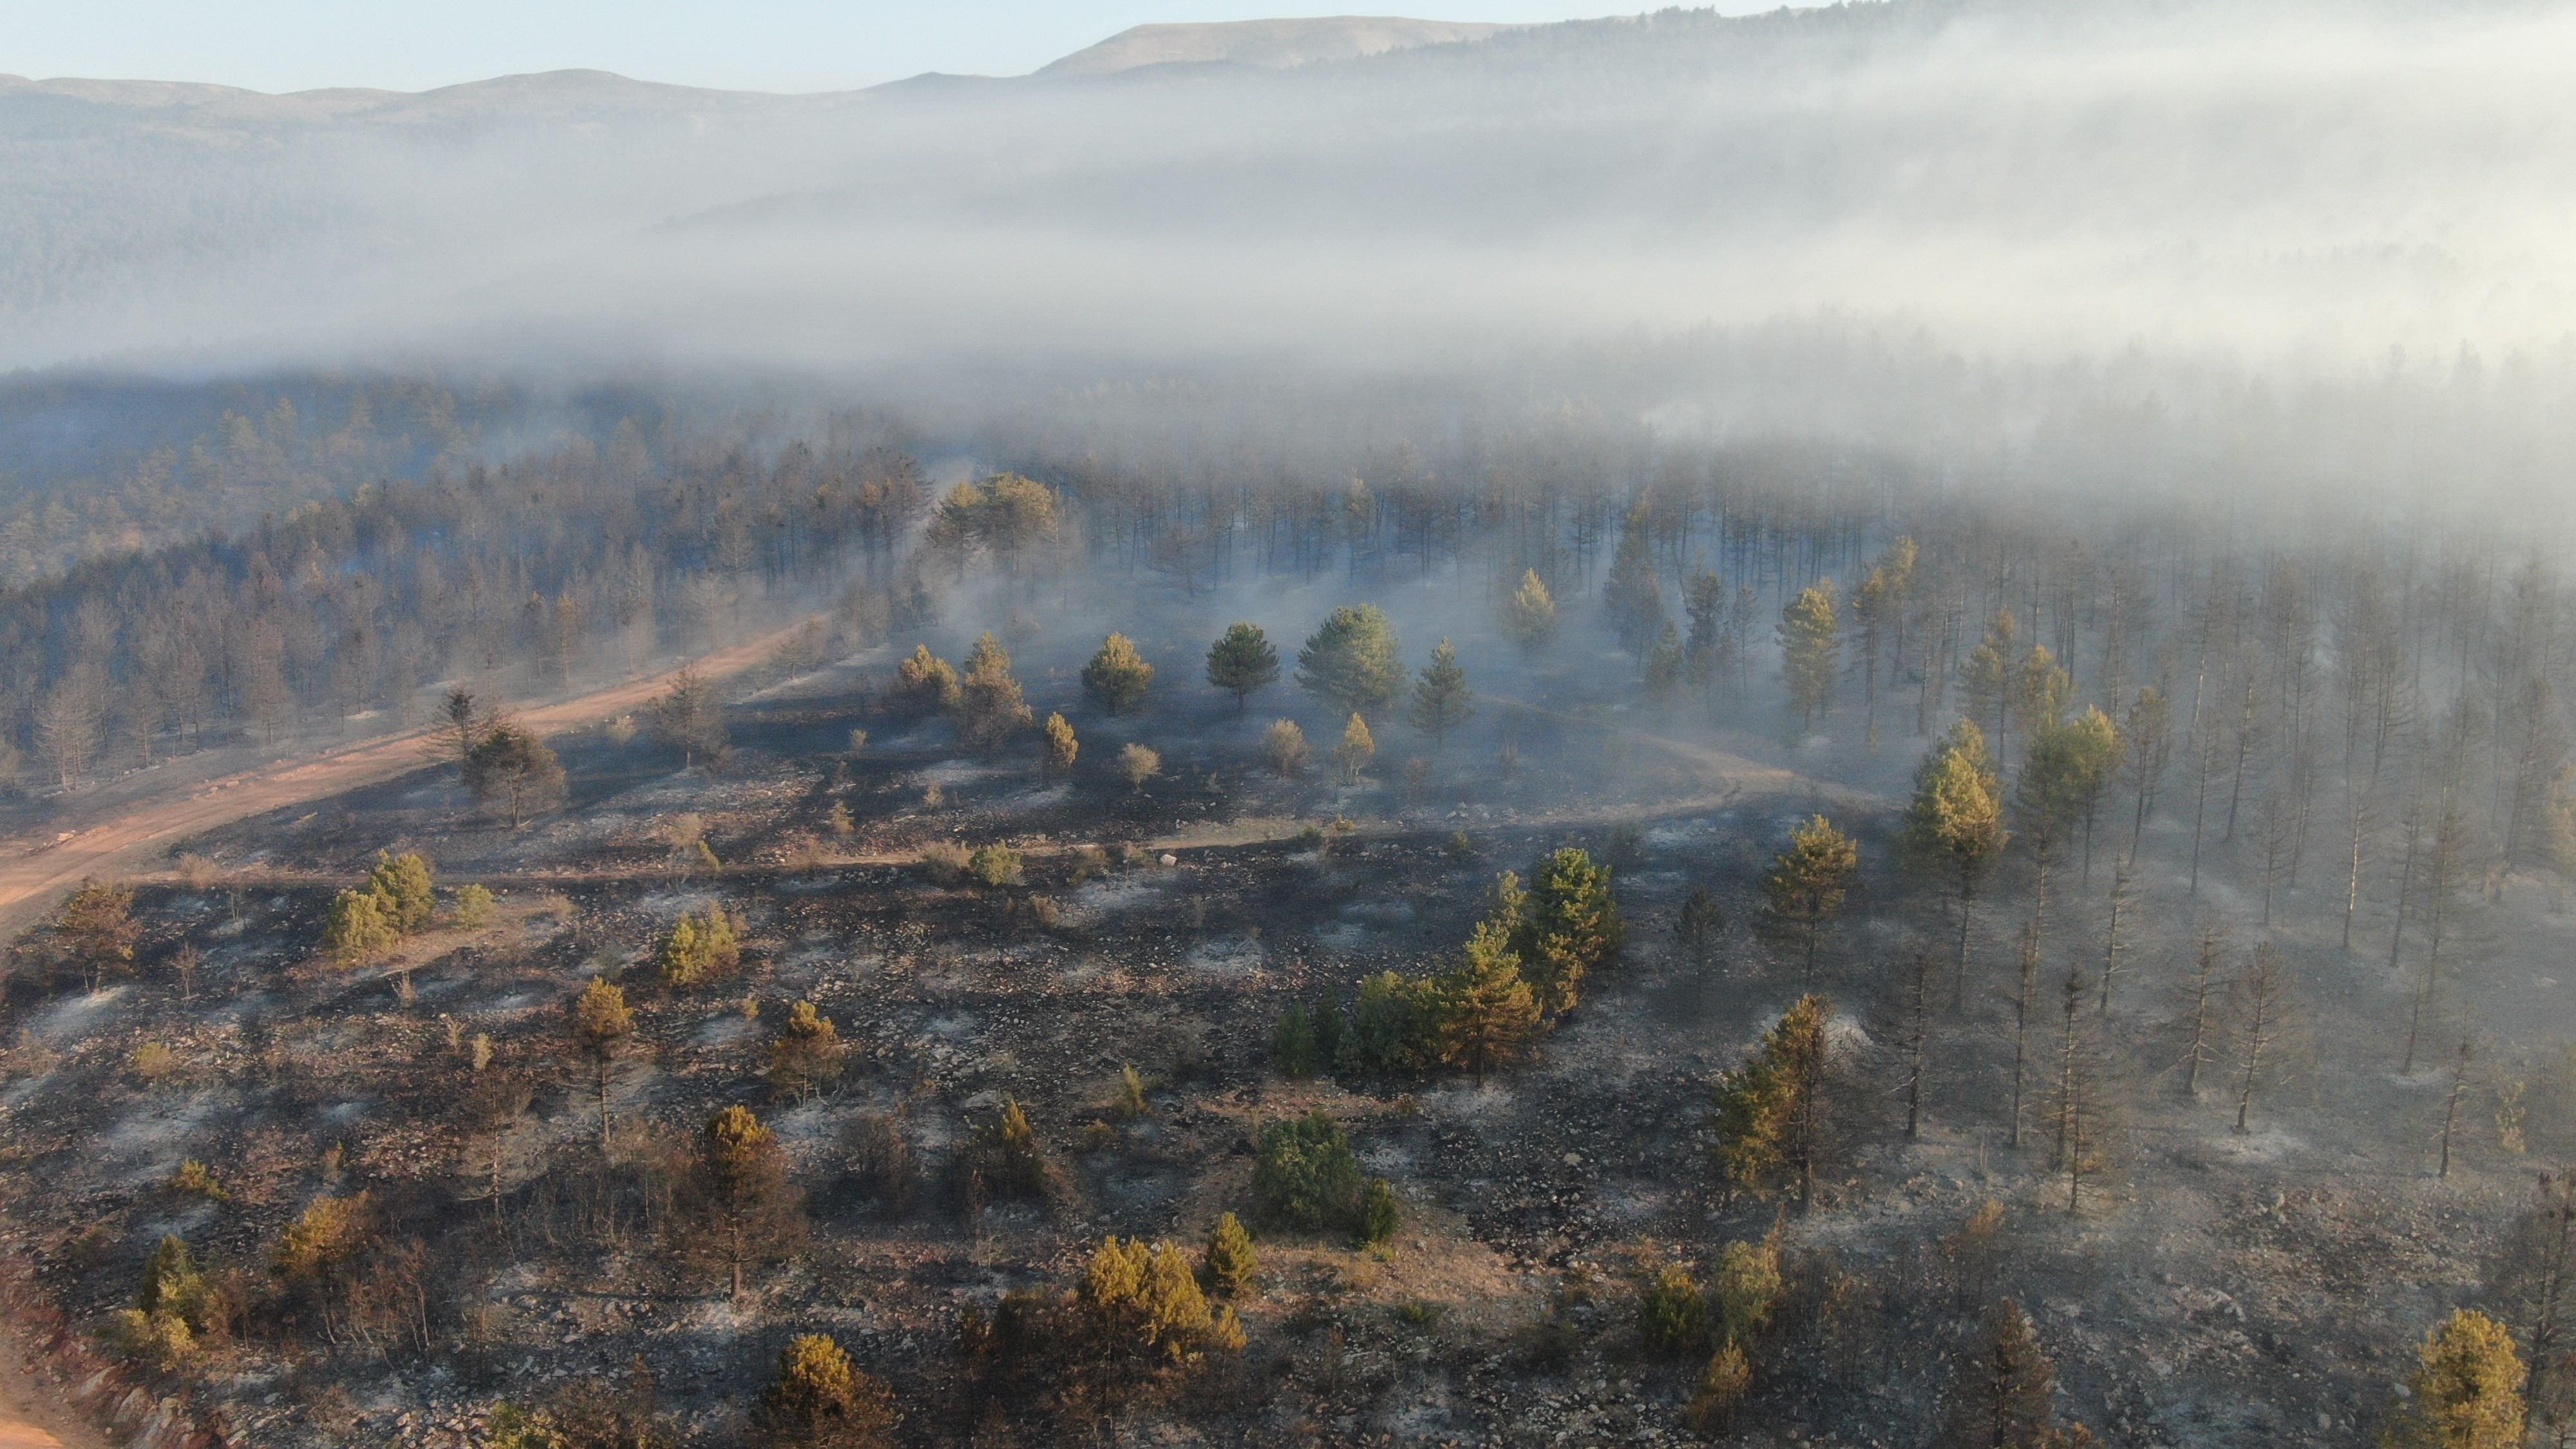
[2,370,2573,1445]
[0,383,922,791]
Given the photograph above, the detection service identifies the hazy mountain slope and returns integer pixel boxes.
[1,0,2570,379]
[1037,16,1513,76]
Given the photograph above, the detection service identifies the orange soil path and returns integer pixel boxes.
[0,625,807,1449]
[0,623,806,940]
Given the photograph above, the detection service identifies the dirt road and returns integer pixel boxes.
[0,663,1841,1449]
[0,625,811,1449]
[0,624,807,940]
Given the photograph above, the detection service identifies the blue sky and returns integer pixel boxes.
[0,1,1767,94]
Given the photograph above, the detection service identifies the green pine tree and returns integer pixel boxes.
[2381,1309,2526,1449]
[1430,918,1540,1086]
[1777,579,1841,735]
[1202,1212,1260,1297]
[1903,721,2009,1006]
[1081,633,1155,714]
[956,632,1034,753]
[1709,994,1830,1206]
[1505,569,1557,654]
[1205,621,1281,710]
[1408,638,1474,751]
[1639,1262,1709,1356]
[1763,815,1859,983]
[1602,506,1667,658]
[1507,848,1624,1020]
[1297,605,1403,717]
[366,850,437,933]
[891,644,960,716]
[322,886,400,959]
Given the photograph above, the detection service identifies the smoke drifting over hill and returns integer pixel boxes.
[6,0,2575,403]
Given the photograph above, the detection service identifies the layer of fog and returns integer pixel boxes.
[7,0,2576,423]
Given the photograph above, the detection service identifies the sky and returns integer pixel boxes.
[0,1,1732,93]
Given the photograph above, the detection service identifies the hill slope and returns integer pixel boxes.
[1037,15,1513,76]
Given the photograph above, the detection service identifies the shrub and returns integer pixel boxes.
[1041,712,1079,778]
[959,1099,1047,1201]
[321,887,399,958]
[917,839,971,886]
[1271,1004,1316,1079]
[656,905,741,986]
[891,645,961,716]
[1312,998,1346,1066]
[1113,1063,1151,1118]
[760,1332,897,1448]
[1080,1236,1222,1360]
[1331,714,1376,784]
[1082,634,1155,714]
[167,1159,227,1200]
[451,882,496,928]
[1202,1213,1258,1297]
[1686,1342,1754,1433]
[112,1238,222,1368]
[1260,719,1309,776]
[967,844,1021,887]
[1119,743,1161,792]
[111,1302,196,1364]
[273,1193,375,1288]
[770,1001,846,1102]
[366,850,438,933]
[1713,1237,1785,1348]
[55,880,140,992]
[1341,971,1437,1077]
[1640,1263,1709,1356]
[128,1041,179,1084]
[486,1403,560,1449]
[1251,1112,1365,1236]
[1358,1178,1401,1246]
[140,1235,218,1325]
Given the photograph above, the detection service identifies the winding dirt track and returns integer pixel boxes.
[0,625,809,1449]
[0,668,1842,1449]
[0,625,808,942]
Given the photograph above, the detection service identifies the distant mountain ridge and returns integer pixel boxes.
[0,0,2553,376]
[1037,15,1515,77]
[0,67,802,122]
[0,12,1524,110]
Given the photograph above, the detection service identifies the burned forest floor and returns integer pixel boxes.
[0,645,2564,1449]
